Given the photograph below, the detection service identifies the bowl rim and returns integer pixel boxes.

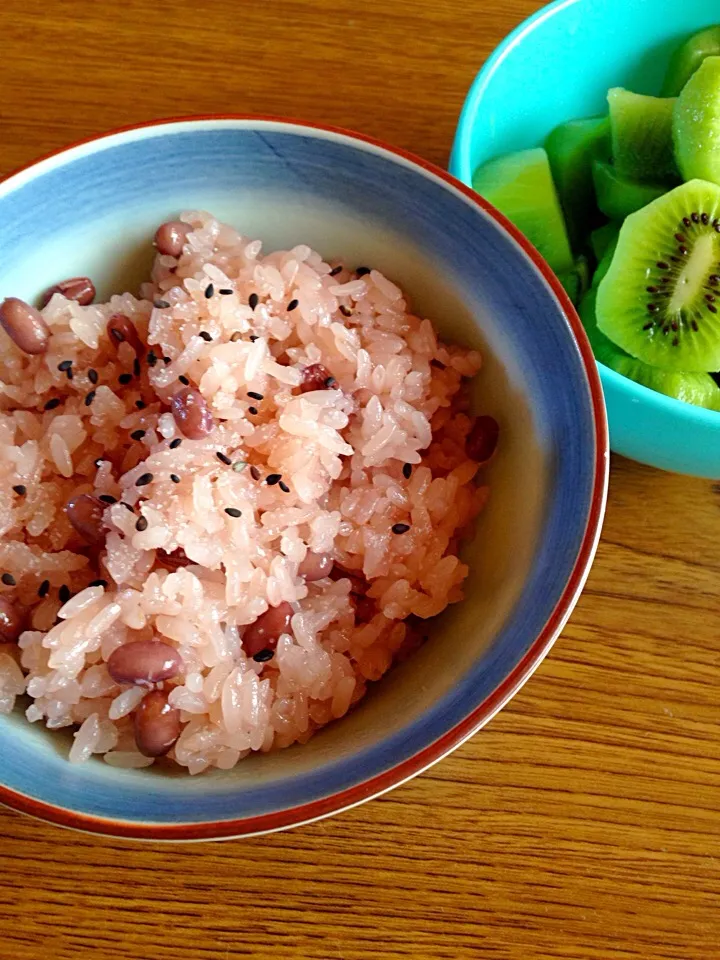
[450,0,720,436]
[0,113,609,840]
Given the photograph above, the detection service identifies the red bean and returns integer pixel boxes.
[107,313,144,357]
[299,363,339,393]
[134,690,182,757]
[154,221,191,258]
[107,639,184,688]
[0,597,23,643]
[466,415,499,463]
[170,386,216,440]
[155,548,192,570]
[298,552,334,581]
[40,276,95,308]
[353,594,376,624]
[65,494,107,546]
[0,298,50,355]
[243,601,293,658]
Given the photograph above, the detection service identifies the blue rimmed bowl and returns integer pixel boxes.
[0,117,607,839]
[451,0,720,478]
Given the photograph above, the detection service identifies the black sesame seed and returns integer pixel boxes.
[57,360,72,372]
[249,335,259,342]
[88,368,99,385]
[392,522,410,534]
[147,351,157,367]
[65,367,74,380]
[247,391,263,401]
[130,429,146,441]
[1,573,15,586]
[329,265,342,277]
[355,266,371,277]
[249,293,259,310]
[219,288,233,296]
[99,494,117,504]
[110,328,125,343]
[38,579,50,598]
[287,299,299,311]
[12,484,27,496]
[118,373,133,385]
[133,358,141,377]
[163,356,172,365]
[135,515,148,532]
[178,375,190,385]
[339,305,352,317]
[402,463,412,479]
[84,390,96,406]
[169,438,182,449]
[250,466,261,481]
[248,406,258,416]
[88,579,108,589]
[198,331,213,341]
[253,648,274,662]
[266,473,281,486]
[278,481,290,493]
[216,451,232,465]
[135,473,153,487]
[170,474,181,484]
[121,502,135,513]
[224,507,242,518]
[135,400,146,410]
[154,299,171,309]
[59,584,71,603]
[44,398,61,411]
[204,284,214,299]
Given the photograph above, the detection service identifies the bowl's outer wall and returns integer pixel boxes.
[451,0,720,478]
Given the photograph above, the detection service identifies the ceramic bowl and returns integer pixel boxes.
[451,0,720,477]
[0,117,607,839]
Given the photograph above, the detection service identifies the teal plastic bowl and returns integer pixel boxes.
[451,0,720,478]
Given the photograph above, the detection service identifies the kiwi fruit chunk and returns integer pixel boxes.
[590,221,621,262]
[662,25,720,97]
[608,88,680,183]
[596,179,720,372]
[674,56,720,185]
[591,230,620,290]
[545,116,610,247]
[472,147,574,275]
[558,255,590,305]
[580,289,720,409]
[592,160,667,220]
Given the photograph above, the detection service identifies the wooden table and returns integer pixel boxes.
[1,1,719,957]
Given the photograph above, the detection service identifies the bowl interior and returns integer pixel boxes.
[450,0,720,478]
[0,121,601,832]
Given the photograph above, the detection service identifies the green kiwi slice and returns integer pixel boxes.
[544,116,610,247]
[581,289,720,410]
[590,221,621,262]
[674,56,720,185]
[592,161,667,220]
[662,25,720,97]
[596,179,720,372]
[608,88,680,183]
[472,147,574,275]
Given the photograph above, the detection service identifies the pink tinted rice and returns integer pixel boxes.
[0,212,487,773]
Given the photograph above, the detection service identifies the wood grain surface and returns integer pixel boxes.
[1,1,719,958]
